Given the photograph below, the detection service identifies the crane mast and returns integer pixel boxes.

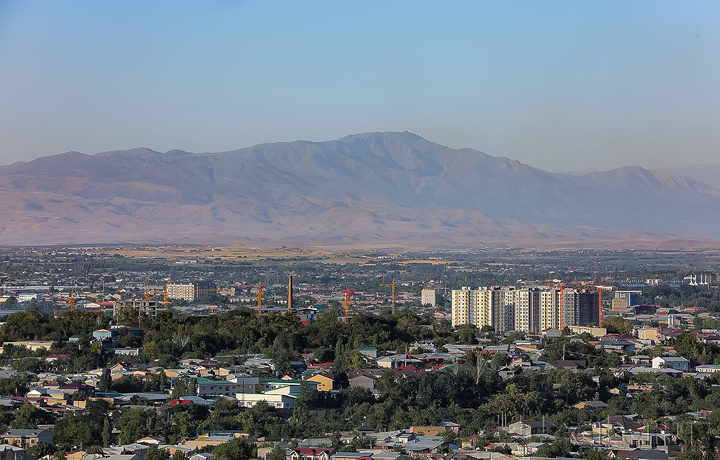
[257,285,264,314]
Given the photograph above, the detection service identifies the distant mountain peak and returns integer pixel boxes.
[1,132,719,247]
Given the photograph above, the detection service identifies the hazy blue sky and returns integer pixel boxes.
[1,1,719,171]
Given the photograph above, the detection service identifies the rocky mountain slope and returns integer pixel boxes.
[1,132,718,248]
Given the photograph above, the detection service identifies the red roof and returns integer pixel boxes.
[169,399,193,406]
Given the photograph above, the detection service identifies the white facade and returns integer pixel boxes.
[452,286,541,333]
[166,283,195,301]
[539,289,559,331]
[421,289,436,307]
[652,356,689,372]
[452,285,600,333]
[235,392,296,409]
[17,294,39,303]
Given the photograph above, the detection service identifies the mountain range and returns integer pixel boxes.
[1,131,719,249]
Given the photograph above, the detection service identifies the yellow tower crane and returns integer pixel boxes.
[380,278,397,314]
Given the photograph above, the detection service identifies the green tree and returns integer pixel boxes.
[102,417,112,447]
[211,438,255,460]
[171,378,197,398]
[145,447,168,460]
[602,316,633,334]
[10,402,50,429]
[268,445,287,460]
[54,413,94,450]
[117,407,150,445]
[98,369,112,392]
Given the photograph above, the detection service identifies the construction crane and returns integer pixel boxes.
[70,287,75,311]
[257,285,264,314]
[341,289,354,322]
[544,281,613,328]
[164,283,169,310]
[379,278,397,314]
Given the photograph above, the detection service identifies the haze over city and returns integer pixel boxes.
[1,1,719,172]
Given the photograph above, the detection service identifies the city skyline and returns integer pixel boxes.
[1,1,719,172]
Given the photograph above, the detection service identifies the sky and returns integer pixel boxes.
[1,1,719,172]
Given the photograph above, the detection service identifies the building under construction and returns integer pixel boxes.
[112,300,160,320]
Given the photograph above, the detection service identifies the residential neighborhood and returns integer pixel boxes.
[0,246,719,460]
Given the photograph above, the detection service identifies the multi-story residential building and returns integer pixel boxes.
[166,283,195,301]
[454,286,599,332]
[577,290,600,326]
[194,280,217,299]
[615,291,642,308]
[515,288,540,334]
[451,287,472,328]
[685,273,710,285]
[539,288,560,331]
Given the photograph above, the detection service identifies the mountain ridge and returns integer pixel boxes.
[1,132,719,249]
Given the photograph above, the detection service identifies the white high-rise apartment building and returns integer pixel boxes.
[452,286,541,333]
[451,287,473,327]
[539,288,560,331]
[515,288,540,334]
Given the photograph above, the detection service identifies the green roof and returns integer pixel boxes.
[196,377,233,386]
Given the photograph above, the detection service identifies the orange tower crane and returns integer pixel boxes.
[257,285,264,314]
[70,287,75,311]
[164,283,169,310]
[341,289,355,321]
[559,284,564,330]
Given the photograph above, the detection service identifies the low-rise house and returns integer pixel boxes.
[349,369,384,387]
[114,348,142,357]
[331,453,372,460]
[291,447,336,460]
[573,401,609,410]
[621,431,676,451]
[358,341,384,357]
[189,453,216,460]
[552,360,587,370]
[0,444,24,460]
[184,434,243,449]
[513,442,545,456]
[236,392,296,410]
[377,355,414,369]
[307,372,334,392]
[402,436,446,454]
[507,421,557,437]
[630,356,651,365]
[409,427,451,436]
[259,379,318,393]
[694,364,720,373]
[594,416,645,435]
[0,429,53,448]
[195,376,262,398]
[652,357,689,372]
